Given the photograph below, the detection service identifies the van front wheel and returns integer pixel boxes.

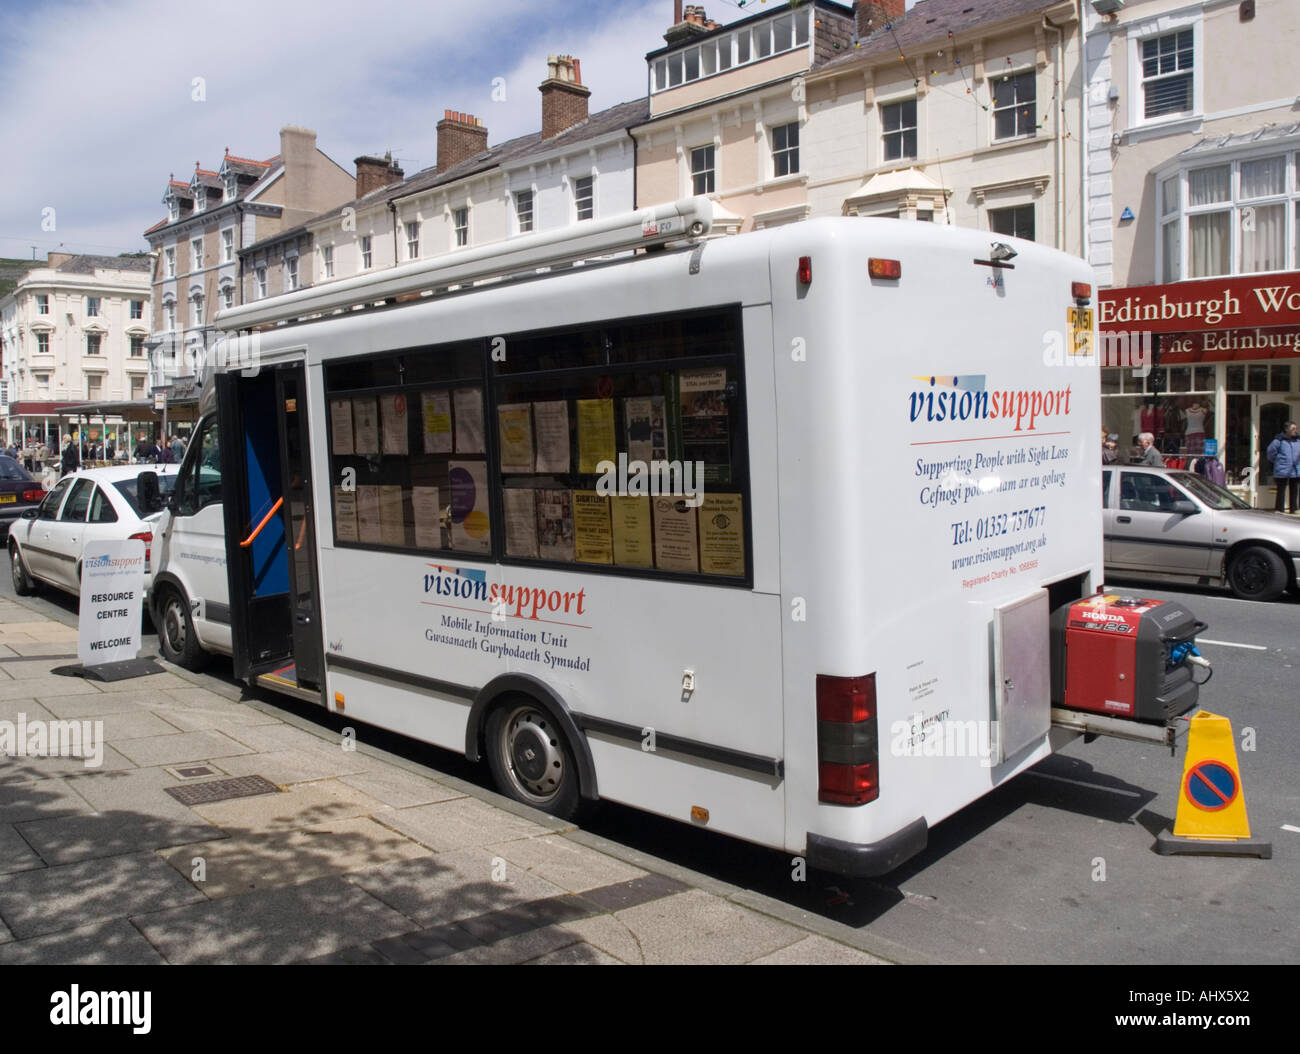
[485,701,581,820]
[156,585,208,671]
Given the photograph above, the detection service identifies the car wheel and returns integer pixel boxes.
[155,584,209,670]
[1227,545,1288,602]
[9,541,36,597]
[485,699,582,820]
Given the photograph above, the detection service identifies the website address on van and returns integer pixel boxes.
[953,537,1045,585]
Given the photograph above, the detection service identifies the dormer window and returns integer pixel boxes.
[165,191,179,222]
[195,187,206,213]
[225,173,237,201]
[651,8,809,94]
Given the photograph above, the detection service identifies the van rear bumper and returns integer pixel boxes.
[805,817,928,877]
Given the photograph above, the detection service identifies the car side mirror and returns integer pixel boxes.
[1170,500,1199,516]
[137,470,161,514]
[21,507,38,520]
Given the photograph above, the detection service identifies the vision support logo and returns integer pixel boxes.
[909,374,1074,434]
[50,986,150,1034]
[0,713,104,768]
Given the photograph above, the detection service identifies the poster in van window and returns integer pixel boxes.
[624,396,667,464]
[573,491,613,564]
[356,486,381,544]
[330,399,354,456]
[611,496,654,567]
[422,390,453,454]
[699,493,744,576]
[533,400,570,474]
[334,486,358,543]
[352,397,380,455]
[379,485,405,546]
[449,460,491,553]
[678,369,730,484]
[380,394,408,456]
[454,388,485,454]
[503,488,539,558]
[535,488,575,561]
[577,398,616,474]
[498,404,534,474]
[653,496,699,573]
[412,486,440,548]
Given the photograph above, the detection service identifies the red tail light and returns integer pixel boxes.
[797,256,813,285]
[816,674,879,805]
[129,530,153,569]
[21,489,43,503]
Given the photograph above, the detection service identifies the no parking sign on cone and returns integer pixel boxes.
[1156,711,1272,859]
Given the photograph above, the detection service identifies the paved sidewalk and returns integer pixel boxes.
[0,594,891,965]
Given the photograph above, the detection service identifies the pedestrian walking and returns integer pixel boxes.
[1266,422,1300,513]
[1102,434,1120,465]
[1137,431,1164,467]
[60,436,80,477]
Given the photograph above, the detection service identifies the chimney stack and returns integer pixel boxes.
[279,125,319,209]
[665,4,720,45]
[354,152,405,198]
[539,55,591,139]
[436,111,489,172]
[854,0,906,40]
[46,251,75,269]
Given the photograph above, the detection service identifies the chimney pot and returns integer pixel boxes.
[539,52,591,139]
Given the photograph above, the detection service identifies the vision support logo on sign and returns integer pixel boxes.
[78,540,146,667]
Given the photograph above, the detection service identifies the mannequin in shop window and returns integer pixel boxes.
[1183,397,1210,455]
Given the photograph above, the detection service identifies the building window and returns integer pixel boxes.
[86,374,102,400]
[256,267,267,299]
[772,122,799,177]
[221,286,234,310]
[322,246,334,279]
[454,207,469,247]
[515,189,534,234]
[191,238,203,271]
[191,295,204,327]
[36,333,49,355]
[222,228,234,263]
[130,299,143,319]
[1160,175,1181,282]
[361,235,373,269]
[168,197,180,222]
[989,204,1035,242]
[86,333,102,355]
[691,145,715,195]
[131,376,145,399]
[992,71,1036,141]
[651,10,808,93]
[165,247,176,278]
[286,256,300,291]
[86,296,100,317]
[406,221,421,260]
[1142,29,1193,120]
[881,100,917,162]
[574,176,594,221]
[225,173,237,201]
[35,294,48,314]
[130,336,144,358]
[36,373,49,395]
[195,188,206,213]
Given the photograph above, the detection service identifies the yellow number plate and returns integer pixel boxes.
[1068,307,1094,357]
[0,495,16,503]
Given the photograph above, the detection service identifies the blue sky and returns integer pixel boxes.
[0,0,916,261]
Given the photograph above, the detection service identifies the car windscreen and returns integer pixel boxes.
[112,474,178,516]
[1174,472,1251,510]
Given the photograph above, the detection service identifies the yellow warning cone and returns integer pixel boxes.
[1157,711,1271,858]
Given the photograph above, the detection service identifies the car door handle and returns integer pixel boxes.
[1117,515,1132,523]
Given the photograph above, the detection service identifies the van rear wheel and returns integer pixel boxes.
[485,701,581,820]
[156,585,209,670]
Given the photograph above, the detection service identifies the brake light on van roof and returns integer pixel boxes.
[797,256,813,285]
[869,258,902,280]
[816,673,879,805]
[1072,281,1092,303]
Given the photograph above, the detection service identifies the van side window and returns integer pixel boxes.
[176,419,221,515]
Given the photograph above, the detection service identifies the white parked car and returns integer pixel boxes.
[8,465,181,600]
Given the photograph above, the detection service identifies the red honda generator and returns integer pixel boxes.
[1050,595,1207,723]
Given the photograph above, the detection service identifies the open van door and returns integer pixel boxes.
[218,367,324,703]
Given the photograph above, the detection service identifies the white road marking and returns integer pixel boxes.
[1196,638,1267,651]
[1282,824,1300,834]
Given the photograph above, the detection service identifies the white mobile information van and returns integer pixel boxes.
[152,198,1122,875]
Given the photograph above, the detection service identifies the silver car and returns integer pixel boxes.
[1103,465,1300,601]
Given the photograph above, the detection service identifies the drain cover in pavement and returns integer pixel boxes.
[165,775,281,806]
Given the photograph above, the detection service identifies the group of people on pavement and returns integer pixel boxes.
[1101,430,1165,467]
[57,432,188,477]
